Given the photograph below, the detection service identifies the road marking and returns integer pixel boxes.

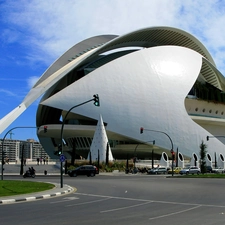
[74,192,149,202]
[66,197,111,207]
[73,192,225,208]
[100,201,153,213]
[149,205,202,220]
[50,197,79,204]
[64,197,79,200]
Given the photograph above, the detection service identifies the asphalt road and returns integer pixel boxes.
[1,174,225,225]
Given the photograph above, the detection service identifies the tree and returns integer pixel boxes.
[199,140,207,174]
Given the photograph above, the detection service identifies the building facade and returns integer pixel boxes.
[0,139,49,163]
[1,26,225,167]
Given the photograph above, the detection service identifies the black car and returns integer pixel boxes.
[68,165,98,177]
[206,166,213,173]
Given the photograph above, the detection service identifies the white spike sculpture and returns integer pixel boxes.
[88,115,113,162]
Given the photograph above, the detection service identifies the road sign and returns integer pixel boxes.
[60,154,66,162]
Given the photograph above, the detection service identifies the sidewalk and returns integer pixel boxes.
[1,163,61,176]
[0,182,74,204]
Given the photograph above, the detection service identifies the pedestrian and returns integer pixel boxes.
[43,157,46,165]
[37,158,39,165]
[31,167,35,175]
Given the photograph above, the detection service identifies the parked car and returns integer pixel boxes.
[179,166,201,175]
[148,167,167,174]
[212,167,224,173]
[67,165,98,177]
[206,166,213,173]
[168,167,182,174]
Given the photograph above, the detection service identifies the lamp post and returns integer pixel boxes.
[20,144,24,175]
[133,140,155,169]
[1,126,38,180]
[140,127,174,176]
[60,94,100,188]
[152,143,155,169]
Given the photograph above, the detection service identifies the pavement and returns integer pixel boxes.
[0,163,75,204]
[0,182,74,204]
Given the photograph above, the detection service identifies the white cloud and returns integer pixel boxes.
[1,0,225,74]
[0,89,17,97]
[27,76,39,89]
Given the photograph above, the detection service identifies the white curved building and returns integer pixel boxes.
[2,26,225,163]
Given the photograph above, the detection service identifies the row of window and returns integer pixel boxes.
[194,107,224,115]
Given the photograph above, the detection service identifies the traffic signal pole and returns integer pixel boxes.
[140,127,174,176]
[1,126,38,180]
[60,95,100,188]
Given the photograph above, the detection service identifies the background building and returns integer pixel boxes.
[0,138,49,163]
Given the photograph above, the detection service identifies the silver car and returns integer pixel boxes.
[179,166,201,175]
[148,167,167,174]
[212,167,224,173]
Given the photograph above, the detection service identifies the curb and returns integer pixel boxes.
[0,184,74,204]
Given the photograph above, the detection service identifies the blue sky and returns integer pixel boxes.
[1,0,225,141]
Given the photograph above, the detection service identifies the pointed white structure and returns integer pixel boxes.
[88,115,113,162]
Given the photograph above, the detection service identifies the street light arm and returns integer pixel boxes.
[1,126,39,180]
[60,98,94,143]
[207,135,225,141]
[60,95,99,188]
[140,127,174,176]
[141,128,173,151]
[134,140,155,156]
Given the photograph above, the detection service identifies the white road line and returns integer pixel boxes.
[66,197,111,207]
[50,197,79,204]
[74,192,150,202]
[73,192,225,208]
[149,205,202,220]
[100,201,153,213]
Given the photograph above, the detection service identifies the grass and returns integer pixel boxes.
[0,180,55,197]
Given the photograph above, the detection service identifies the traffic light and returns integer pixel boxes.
[44,125,48,133]
[171,150,175,160]
[206,136,209,141]
[93,94,100,107]
[54,144,62,156]
[140,127,144,134]
[58,144,62,155]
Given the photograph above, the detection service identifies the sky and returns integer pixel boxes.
[1,0,225,141]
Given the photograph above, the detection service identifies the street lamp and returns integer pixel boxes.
[140,127,174,176]
[1,126,38,180]
[60,94,100,188]
[133,140,155,169]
